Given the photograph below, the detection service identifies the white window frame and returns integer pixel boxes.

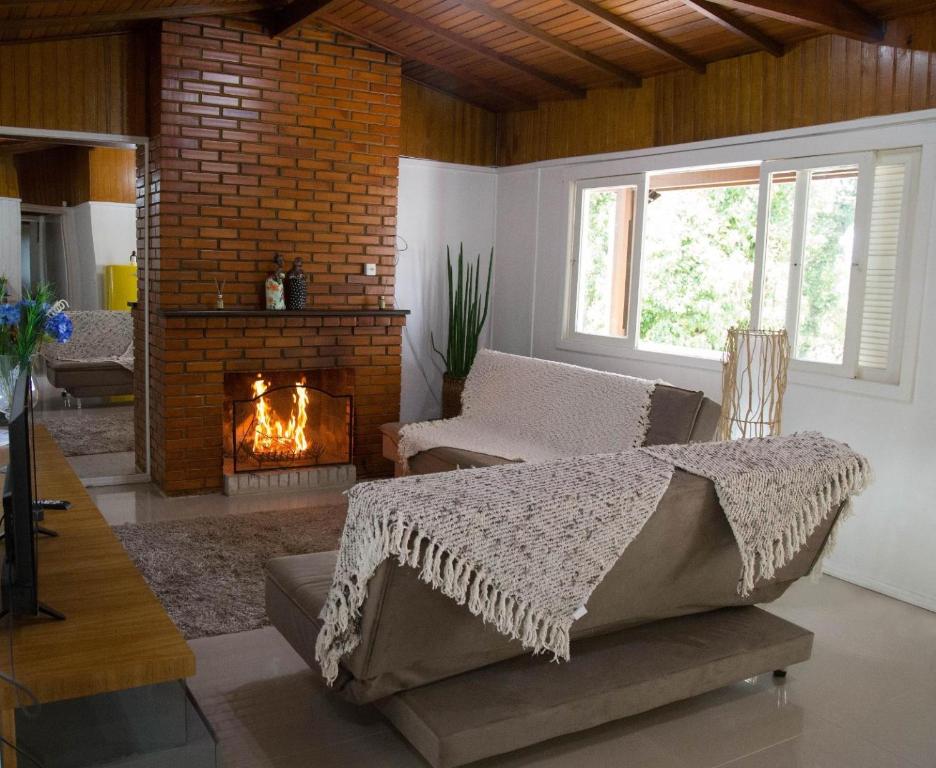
[562,148,921,391]
[564,173,645,355]
[633,167,762,361]
[751,152,874,378]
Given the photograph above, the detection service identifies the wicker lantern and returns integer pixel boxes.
[718,328,791,441]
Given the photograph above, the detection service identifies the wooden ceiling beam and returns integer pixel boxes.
[319,12,537,111]
[706,0,885,42]
[557,0,706,73]
[265,0,335,37]
[0,2,270,32]
[681,0,784,56]
[360,0,585,98]
[457,0,640,87]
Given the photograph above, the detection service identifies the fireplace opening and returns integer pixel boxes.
[224,369,354,475]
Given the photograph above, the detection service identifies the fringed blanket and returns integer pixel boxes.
[644,432,871,595]
[41,310,134,371]
[398,350,656,465]
[316,432,870,685]
[315,451,675,685]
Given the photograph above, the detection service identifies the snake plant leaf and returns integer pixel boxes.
[433,242,495,379]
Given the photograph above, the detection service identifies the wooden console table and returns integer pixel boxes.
[0,427,196,767]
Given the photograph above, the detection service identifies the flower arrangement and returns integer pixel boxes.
[0,283,72,417]
[0,283,73,365]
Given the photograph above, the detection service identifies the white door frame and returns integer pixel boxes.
[0,125,151,486]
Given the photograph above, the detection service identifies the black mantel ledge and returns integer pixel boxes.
[158,307,410,318]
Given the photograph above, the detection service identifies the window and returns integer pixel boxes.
[570,179,636,338]
[638,167,759,357]
[565,149,918,384]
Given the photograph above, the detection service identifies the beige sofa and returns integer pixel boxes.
[265,379,832,766]
[41,310,133,400]
[381,383,721,476]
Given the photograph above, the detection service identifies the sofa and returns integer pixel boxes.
[41,310,134,401]
[381,382,721,476]
[265,369,834,766]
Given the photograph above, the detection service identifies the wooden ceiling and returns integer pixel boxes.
[0,0,933,112]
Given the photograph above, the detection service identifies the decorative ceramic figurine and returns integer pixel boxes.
[265,254,286,310]
[283,256,308,310]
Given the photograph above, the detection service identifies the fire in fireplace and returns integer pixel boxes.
[225,370,353,474]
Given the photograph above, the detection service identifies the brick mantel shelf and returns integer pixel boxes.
[160,309,410,318]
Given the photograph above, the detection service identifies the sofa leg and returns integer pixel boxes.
[773,669,787,680]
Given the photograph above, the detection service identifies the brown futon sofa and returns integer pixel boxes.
[265,380,831,767]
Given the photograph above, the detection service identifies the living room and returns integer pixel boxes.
[0,1,934,767]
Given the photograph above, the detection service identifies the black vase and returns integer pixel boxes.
[284,276,307,310]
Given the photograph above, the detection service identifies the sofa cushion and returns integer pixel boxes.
[410,446,517,474]
[690,397,721,442]
[643,384,705,446]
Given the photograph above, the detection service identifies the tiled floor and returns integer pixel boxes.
[90,481,351,525]
[92,485,936,768]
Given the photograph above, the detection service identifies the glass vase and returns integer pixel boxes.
[0,355,21,420]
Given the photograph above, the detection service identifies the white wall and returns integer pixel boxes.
[488,112,936,612]
[73,201,136,308]
[0,197,21,299]
[396,158,497,423]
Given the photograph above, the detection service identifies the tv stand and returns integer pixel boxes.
[34,498,72,538]
[0,601,64,622]
[0,427,207,768]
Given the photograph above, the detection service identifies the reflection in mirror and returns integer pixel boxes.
[0,136,145,484]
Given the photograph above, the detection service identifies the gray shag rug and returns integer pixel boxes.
[114,505,347,639]
[36,405,135,456]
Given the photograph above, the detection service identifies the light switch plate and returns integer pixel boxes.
[364,263,377,276]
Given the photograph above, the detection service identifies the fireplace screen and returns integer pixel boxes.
[231,377,353,473]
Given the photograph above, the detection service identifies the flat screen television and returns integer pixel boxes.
[1,368,62,620]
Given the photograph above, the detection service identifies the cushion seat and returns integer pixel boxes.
[46,359,130,373]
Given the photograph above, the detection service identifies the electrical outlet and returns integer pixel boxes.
[364,264,377,276]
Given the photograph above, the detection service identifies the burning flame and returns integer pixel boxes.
[251,375,310,457]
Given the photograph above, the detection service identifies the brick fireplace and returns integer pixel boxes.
[138,16,405,494]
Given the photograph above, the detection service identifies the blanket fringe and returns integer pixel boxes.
[315,496,573,686]
[738,454,872,596]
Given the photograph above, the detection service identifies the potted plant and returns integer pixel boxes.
[0,283,73,418]
[431,244,493,418]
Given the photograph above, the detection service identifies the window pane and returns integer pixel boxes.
[795,168,858,364]
[639,183,758,356]
[574,187,634,337]
[760,175,796,331]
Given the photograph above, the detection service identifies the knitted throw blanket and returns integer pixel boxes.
[644,432,871,595]
[315,450,675,685]
[398,350,656,465]
[316,432,870,685]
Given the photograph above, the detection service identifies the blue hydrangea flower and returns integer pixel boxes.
[0,304,20,327]
[45,313,73,344]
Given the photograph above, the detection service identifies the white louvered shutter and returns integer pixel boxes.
[858,159,910,378]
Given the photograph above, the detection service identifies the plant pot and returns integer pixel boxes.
[441,374,466,419]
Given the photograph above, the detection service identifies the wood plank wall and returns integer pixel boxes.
[498,8,936,165]
[0,33,148,136]
[12,146,136,206]
[88,147,137,203]
[400,79,498,166]
[0,154,18,197]
[13,145,90,206]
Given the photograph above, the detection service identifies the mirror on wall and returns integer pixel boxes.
[0,135,146,485]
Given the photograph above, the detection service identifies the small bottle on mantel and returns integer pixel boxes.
[378,295,386,311]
